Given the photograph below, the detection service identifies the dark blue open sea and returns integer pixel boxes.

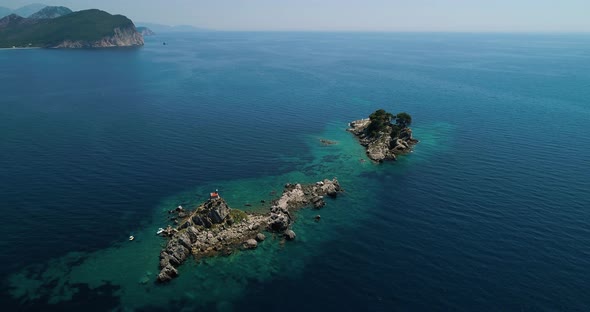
[1,32,590,311]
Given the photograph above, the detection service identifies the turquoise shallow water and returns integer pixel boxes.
[1,32,590,311]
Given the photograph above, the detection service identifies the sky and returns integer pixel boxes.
[2,0,590,32]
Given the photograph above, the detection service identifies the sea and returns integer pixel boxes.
[1,32,590,311]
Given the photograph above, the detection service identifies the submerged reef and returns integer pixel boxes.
[347,109,418,162]
[157,178,342,283]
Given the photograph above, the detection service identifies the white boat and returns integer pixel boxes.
[129,236,135,241]
[156,228,165,235]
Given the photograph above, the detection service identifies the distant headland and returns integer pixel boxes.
[0,6,144,48]
[136,26,155,36]
[348,109,418,162]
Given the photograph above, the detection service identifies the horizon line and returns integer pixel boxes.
[146,28,590,35]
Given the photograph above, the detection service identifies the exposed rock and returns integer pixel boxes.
[347,110,418,162]
[52,26,144,48]
[186,226,199,242]
[275,183,308,210]
[267,178,341,231]
[284,230,296,241]
[159,225,178,237]
[205,198,230,224]
[244,239,258,249]
[315,215,321,222]
[157,264,178,283]
[177,232,192,249]
[320,139,337,146]
[156,178,342,283]
[348,118,371,135]
[180,197,230,230]
[321,179,341,197]
[312,196,325,209]
[166,240,189,265]
[268,210,290,231]
[256,233,266,242]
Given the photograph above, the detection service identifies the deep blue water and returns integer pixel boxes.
[1,32,590,311]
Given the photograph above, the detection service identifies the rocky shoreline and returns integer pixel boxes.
[157,178,342,283]
[347,110,418,162]
[52,26,143,48]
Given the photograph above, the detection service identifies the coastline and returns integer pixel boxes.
[0,47,42,50]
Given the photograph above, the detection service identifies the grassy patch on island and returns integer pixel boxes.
[229,209,248,224]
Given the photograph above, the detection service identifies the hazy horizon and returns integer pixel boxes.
[2,0,590,33]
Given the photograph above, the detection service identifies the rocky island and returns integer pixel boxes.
[157,178,342,283]
[348,109,418,162]
[0,7,143,48]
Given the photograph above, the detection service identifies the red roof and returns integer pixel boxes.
[210,192,219,198]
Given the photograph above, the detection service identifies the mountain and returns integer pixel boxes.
[14,3,47,17]
[0,7,11,18]
[0,4,48,18]
[136,26,155,36]
[0,9,144,48]
[29,6,72,19]
[0,14,25,28]
[0,14,39,29]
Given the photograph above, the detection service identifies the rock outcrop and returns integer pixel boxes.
[269,179,342,233]
[348,110,418,162]
[256,233,266,241]
[244,239,258,249]
[181,196,231,228]
[52,26,144,48]
[157,196,269,283]
[284,230,296,241]
[156,178,343,283]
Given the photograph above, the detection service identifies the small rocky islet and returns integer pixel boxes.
[157,178,342,283]
[347,109,419,162]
